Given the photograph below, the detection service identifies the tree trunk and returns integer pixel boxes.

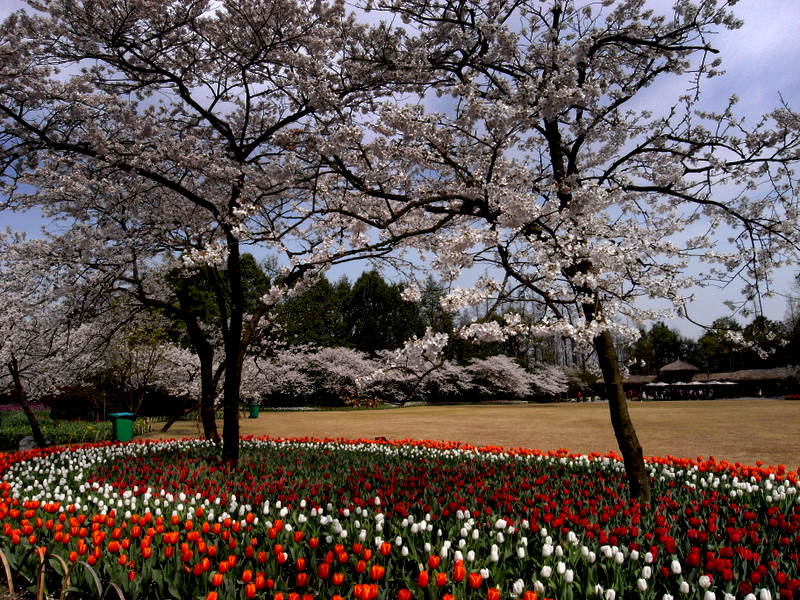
[199,360,220,443]
[175,285,220,442]
[8,356,47,448]
[593,330,652,503]
[221,233,243,465]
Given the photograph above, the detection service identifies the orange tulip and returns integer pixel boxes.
[417,571,429,588]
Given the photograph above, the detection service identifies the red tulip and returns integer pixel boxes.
[417,571,429,588]
[370,564,386,581]
[468,573,483,589]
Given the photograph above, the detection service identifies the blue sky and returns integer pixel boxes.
[2,0,799,339]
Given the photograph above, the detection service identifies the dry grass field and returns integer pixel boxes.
[141,398,800,469]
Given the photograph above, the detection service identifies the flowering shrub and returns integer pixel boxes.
[0,438,797,600]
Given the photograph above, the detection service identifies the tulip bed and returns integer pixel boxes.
[0,438,798,600]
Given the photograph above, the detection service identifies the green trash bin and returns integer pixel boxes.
[109,412,135,442]
[248,403,260,419]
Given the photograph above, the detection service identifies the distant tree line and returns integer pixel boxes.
[623,314,799,375]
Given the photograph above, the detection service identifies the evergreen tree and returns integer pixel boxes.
[276,276,352,347]
[694,317,747,373]
[344,271,424,354]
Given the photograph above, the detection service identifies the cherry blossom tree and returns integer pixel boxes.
[465,355,535,399]
[0,0,400,462]
[317,0,800,500]
[529,363,569,397]
[0,233,101,446]
[85,315,204,415]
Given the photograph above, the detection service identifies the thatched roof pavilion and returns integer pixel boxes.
[658,360,700,382]
[659,360,700,373]
[692,367,793,382]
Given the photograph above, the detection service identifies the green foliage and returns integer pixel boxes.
[626,314,794,376]
[626,321,690,374]
[0,409,151,450]
[344,271,424,354]
[276,276,353,347]
[273,271,427,354]
[417,276,454,334]
[164,252,271,346]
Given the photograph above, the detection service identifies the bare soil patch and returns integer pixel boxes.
[140,398,800,469]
